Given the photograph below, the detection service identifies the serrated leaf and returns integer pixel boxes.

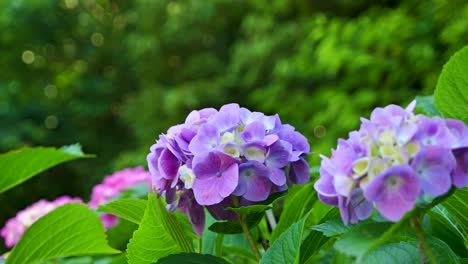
[334,222,392,259]
[6,203,119,264]
[435,45,468,123]
[415,95,439,116]
[156,253,229,264]
[270,182,317,243]
[98,198,147,224]
[126,194,194,264]
[260,213,310,264]
[0,147,93,193]
[311,218,350,237]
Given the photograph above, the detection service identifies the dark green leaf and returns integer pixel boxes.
[6,203,119,264]
[208,212,263,234]
[126,194,194,264]
[270,182,317,243]
[435,45,468,123]
[98,198,147,225]
[226,191,287,215]
[260,213,310,264]
[156,253,229,264]
[0,146,93,193]
[442,188,468,242]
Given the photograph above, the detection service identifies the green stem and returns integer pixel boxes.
[232,196,261,261]
[411,216,437,264]
[198,237,202,253]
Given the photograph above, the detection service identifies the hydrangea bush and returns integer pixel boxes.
[147,103,310,236]
[315,101,468,224]
[0,46,467,264]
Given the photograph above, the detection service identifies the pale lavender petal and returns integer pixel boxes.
[419,166,452,196]
[375,192,415,222]
[241,121,266,142]
[219,103,240,113]
[209,111,239,132]
[193,178,224,205]
[235,161,271,202]
[242,142,266,162]
[218,163,239,197]
[188,124,219,155]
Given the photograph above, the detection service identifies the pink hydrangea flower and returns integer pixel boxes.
[89,167,151,229]
[1,196,82,248]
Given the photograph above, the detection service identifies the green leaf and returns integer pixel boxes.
[427,205,468,257]
[270,182,317,243]
[334,222,392,259]
[362,237,460,264]
[98,198,147,224]
[226,191,287,215]
[434,45,468,123]
[310,218,351,237]
[156,253,229,264]
[6,203,119,264]
[362,242,420,264]
[442,188,468,241]
[0,146,93,193]
[260,213,310,264]
[415,95,439,116]
[126,194,194,264]
[208,212,263,234]
[300,208,339,264]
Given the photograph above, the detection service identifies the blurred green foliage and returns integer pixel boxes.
[1,0,468,250]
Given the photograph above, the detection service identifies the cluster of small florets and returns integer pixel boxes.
[89,166,151,228]
[147,103,310,235]
[315,101,468,224]
[0,196,82,248]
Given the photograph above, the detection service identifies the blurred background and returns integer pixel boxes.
[1,0,467,251]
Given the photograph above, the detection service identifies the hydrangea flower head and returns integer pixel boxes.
[89,166,151,228]
[147,103,311,236]
[1,196,82,248]
[315,101,468,224]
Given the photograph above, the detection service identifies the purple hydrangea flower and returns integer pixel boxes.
[1,196,82,248]
[315,101,468,224]
[89,167,151,229]
[147,103,311,235]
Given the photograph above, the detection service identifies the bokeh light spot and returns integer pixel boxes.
[22,51,35,64]
[64,0,79,9]
[91,32,104,47]
[314,125,327,138]
[45,115,59,129]
[166,2,181,16]
[44,85,58,98]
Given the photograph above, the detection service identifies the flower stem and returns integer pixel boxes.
[232,196,261,261]
[411,215,437,264]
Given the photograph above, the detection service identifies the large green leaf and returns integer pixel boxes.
[6,203,119,264]
[434,45,468,123]
[442,188,468,241]
[98,198,147,225]
[156,253,229,264]
[310,218,351,237]
[0,146,93,193]
[260,213,310,264]
[334,222,392,259]
[126,194,194,264]
[270,182,317,243]
[362,237,460,264]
